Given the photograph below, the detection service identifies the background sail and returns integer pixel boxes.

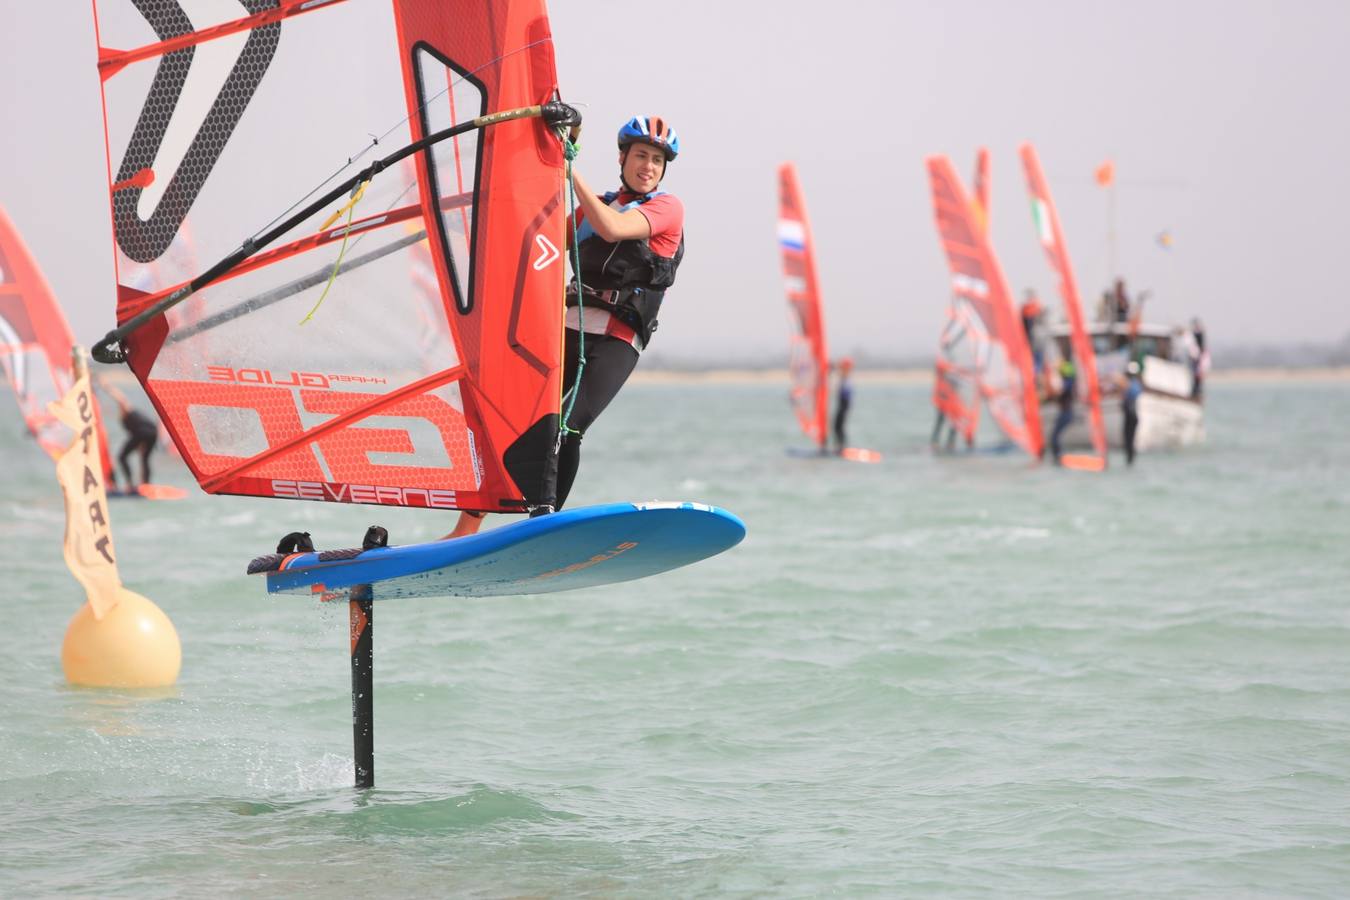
[931,149,992,447]
[1020,143,1108,463]
[0,204,116,476]
[91,0,567,512]
[777,163,829,449]
[0,204,78,457]
[926,155,1044,457]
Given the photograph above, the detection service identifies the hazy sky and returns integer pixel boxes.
[2,1,1347,363]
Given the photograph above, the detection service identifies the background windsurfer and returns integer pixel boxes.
[832,357,854,454]
[95,376,158,493]
[447,115,685,539]
[1049,357,1076,464]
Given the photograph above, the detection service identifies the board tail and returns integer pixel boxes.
[1060,454,1107,472]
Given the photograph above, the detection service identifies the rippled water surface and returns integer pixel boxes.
[2,378,1348,897]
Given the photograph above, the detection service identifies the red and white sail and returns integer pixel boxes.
[777,163,829,449]
[926,155,1043,458]
[1020,143,1107,467]
[0,204,79,457]
[931,150,993,448]
[90,0,569,512]
[0,204,116,478]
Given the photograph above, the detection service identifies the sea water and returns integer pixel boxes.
[1,377,1347,897]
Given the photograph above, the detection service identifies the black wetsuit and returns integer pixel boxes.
[1122,376,1142,465]
[554,331,640,510]
[1050,372,1075,461]
[119,409,158,487]
[832,377,852,452]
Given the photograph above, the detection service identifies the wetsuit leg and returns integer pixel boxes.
[118,440,137,488]
[120,434,154,486]
[138,437,155,484]
[125,421,158,485]
[130,423,157,485]
[1051,408,1072,461]
[554,330,639,509]
[832,401,849,453]
[1123,409,1138,465]
[931,411,946,447]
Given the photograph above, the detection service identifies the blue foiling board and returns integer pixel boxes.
[260,502,746,600]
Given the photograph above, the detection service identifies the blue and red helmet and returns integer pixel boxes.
[617,115,680,161]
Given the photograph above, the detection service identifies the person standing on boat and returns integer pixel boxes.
[1121,359,1143,465]
[832,357,854,454]
[1049,357,1077,464]
[1112,278,1131,323]
[447,115,683,538]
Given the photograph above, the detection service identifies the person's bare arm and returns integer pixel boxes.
[569,170,651,242]
[94,374,132,414]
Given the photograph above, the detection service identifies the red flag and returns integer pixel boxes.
[1094,160,1115,187]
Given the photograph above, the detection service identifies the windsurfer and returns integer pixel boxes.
[96,376,158,492]
[832,357,854,454]
[1049,357,1076,464]
[447,115,684,539]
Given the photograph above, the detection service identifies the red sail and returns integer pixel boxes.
[90,0,567,512]
[0,204,114,476]
[926,155,1043,458]
[777,163,829,448]
[1020,144,1108,467]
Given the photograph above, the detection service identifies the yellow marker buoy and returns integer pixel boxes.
[51,348,182,688]
[62,588,181,688]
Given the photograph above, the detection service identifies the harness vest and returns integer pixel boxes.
[565,190,684,347]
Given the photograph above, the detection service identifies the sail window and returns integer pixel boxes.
[412,43,486,314]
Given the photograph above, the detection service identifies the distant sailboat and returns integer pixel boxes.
[1020,144,1108,471]
[777,163,880,462]
[925,154,1043,458]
